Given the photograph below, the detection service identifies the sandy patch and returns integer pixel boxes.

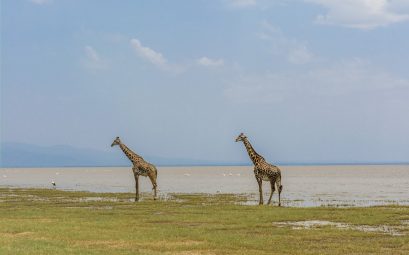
[401,220,409,225]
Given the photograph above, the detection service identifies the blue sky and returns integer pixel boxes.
[1,0,409,164]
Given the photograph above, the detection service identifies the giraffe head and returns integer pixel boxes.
[235,133,247,142]
[111,137,121,147]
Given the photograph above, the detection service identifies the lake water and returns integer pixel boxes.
[1,165,408,207]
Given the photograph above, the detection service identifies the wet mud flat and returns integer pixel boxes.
[1,164,408,207]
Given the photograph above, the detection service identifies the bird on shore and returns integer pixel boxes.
[51,181,56,188]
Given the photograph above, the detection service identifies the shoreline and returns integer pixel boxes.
[2,162,409,169]
[1,165,408,207]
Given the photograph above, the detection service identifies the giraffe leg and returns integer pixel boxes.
[148,174,157,200]
[278,183,283,207]
[133,172,139,202]
[257,178,263,205]
[267,180,275,205]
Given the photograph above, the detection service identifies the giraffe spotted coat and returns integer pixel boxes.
[254,161,281,182]
[111,137,158,202]
[236,133,283,206]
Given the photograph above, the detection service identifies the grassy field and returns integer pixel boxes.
[0,188,408,254]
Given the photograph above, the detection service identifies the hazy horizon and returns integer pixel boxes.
[1,141,408,168]
[1,0,409,165]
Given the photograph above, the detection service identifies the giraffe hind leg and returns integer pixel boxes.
[277,183,283,207]
[267,180,275,205]
[148,174,157,200]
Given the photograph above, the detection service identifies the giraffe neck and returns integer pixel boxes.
[242,138,263,165]
[119,143,142,164]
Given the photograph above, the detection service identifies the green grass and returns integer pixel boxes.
[0,188,408,254]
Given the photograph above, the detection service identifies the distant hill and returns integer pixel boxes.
[0,142,239,167]
[1,143,406,168]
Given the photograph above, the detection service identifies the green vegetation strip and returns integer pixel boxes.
[0,188,408,255]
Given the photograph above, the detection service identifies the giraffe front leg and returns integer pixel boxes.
[267,180,275,205]
[257,178,263,205]
[133,171,139,202]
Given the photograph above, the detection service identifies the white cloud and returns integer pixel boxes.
[130,38,167,68]
[85,46,100,62]
[259,22,315,64]
[82,46,107,70]
[129,38,187,74]
[197,57,224,67]
[225,59,409,104]
[225,0,257,8]
[224,0,290,10]
[307,0,409,29]
[287,45,314,64]
[29,0,53,5]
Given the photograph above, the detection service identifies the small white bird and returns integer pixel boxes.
[222,173,226,177]
[183,173,191,176]
[51,181,56,187]
[228,173,233,176]
[2,175,7,178]
[236,173,241,176]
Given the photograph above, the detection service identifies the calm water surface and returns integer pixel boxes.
[1,165,408,207]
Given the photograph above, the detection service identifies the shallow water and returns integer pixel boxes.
[272,220,407,236]
[1,165,408,207]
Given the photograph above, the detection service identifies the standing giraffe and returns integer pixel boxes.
[111,137,158,201]
[235,133,283,206]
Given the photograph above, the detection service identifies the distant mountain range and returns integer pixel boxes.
[1,143,406,168]
[0,142,242,168]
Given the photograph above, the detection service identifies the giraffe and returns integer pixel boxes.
[111,137,158,201]
[235,133,283,206]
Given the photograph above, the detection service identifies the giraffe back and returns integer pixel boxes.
[133,160,157,177]
[254,160,281,181]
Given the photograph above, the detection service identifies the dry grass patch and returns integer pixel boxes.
[72,239,131,249]
[0,231,34,238]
